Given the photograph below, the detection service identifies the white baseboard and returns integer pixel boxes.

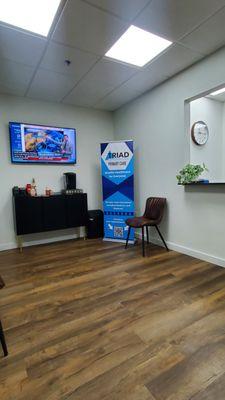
[1,230,224,268]
[0,232,82,252]
[0,242,16,251]
[136,232,225,268]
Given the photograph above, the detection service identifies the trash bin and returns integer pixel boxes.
[87,210,104,239]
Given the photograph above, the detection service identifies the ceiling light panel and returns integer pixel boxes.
[210,87,225,96]
[105,25,172,67]
[0,0,61,36]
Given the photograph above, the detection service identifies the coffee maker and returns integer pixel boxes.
[63,172,77,193]
[64,172,76,191]
[63,172,83,194]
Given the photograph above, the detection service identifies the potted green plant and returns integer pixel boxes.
[176,163,208,185]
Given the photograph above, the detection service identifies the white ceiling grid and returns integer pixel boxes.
[0,0,225,110]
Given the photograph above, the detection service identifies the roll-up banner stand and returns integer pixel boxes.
[100,140,134,243]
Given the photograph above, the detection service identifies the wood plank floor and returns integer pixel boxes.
[1,239,225,399]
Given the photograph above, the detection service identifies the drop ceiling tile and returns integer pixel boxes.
[86,58,138,86]
[95,68,170,111]
[53,0,128,55]
[180,7,225,55]
[116,69,168,96]
[27,69,77,102]
[0,25,46,67]
[134,0,225,41]
[0,59,34,95]
[63,78,115,107]
[95,84,142,111]
[146,44,204,77]
[83,0,150,21]
[95,44,204,111]
[40,42,99,81]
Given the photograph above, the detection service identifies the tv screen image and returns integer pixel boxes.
[9,122,76,164]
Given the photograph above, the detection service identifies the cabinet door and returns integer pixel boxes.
[14,196,43,235]
[65,194,88,228]
[42,196,66,231]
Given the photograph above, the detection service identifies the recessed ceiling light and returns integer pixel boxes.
[0,0,61,37]
[105,25,172,67]
[210,87,225,96]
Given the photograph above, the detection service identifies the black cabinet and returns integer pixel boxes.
[65,194,88,228]
[13,193,88,236]
[43,195,67,231]
[14,196,43,235]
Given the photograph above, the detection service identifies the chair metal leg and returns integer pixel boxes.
[125,226,131,249]
[0,320,8,357]
[155,225,169,251]
[146,226,149,244]
[141,226,145,257]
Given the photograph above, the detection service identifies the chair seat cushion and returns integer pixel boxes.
[126,217,155,228]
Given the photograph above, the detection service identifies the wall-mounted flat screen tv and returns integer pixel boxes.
[9,122,76,164]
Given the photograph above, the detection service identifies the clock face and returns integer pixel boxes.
[191,121,209,145]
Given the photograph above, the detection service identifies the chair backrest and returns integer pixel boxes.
[143,197,166,223]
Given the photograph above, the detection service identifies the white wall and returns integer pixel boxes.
[222,103,225,177]
[0,94,114,250]
[190,97,224,181]
[114,46,225,267]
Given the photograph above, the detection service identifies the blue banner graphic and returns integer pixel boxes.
[101,140,134,242]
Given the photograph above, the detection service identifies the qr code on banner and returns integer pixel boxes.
[114,226,123,238]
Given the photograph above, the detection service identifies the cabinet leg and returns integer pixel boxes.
[83,226,87,240]
[17,236,23,252]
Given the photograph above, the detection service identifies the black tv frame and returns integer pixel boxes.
[9,121,77,165]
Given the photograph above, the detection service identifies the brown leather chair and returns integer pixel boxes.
[125,197,168,257]
[0,275,8,357]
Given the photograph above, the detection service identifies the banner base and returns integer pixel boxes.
[103,237,135,244]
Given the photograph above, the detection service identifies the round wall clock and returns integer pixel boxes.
[191,121,209,145]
